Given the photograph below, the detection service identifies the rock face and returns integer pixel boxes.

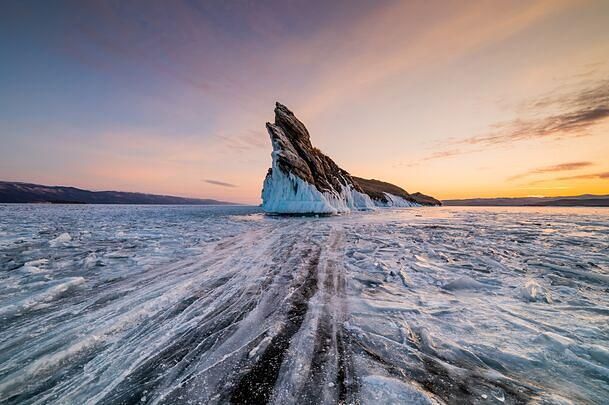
[261,103,440,214]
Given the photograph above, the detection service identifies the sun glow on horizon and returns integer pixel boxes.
[1,0,608,204]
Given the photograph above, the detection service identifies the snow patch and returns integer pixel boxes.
[518,279,552,303]
[442,275,485,291]
[49,232,71,246]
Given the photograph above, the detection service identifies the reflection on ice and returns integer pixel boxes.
[0,205,608,404]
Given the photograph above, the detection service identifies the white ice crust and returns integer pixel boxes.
[261,133,379,214]
[261,167,376,214]
[381,192,420,207]
[260,158,419,214]
[261,169,420,213]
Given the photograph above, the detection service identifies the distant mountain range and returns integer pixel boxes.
[443,194,609,207]
[0,181,235,205]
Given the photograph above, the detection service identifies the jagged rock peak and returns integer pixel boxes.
[270,102,312,145]
[265,102,359,196]
[261,102,440,214]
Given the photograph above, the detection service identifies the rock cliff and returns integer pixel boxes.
[261,103,440,214]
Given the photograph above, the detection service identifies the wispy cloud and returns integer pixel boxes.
[216,130,268,152]
[556,171,609,181]
[524,78,609,111]
[424,149,465,161]
[410,78,609,165]
[508,161,594,181]
[527,171,609,185]
[460,79,609,147]
[463,107,609,147]
[396,147,483,167]
[205,179,237,188]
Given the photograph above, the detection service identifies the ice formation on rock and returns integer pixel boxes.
[261,103,440,214]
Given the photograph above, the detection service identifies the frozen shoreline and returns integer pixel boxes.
[1,205,608,404]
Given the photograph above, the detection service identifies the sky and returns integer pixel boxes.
[1,0,608,204]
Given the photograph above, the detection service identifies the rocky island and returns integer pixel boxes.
[261,103,440,214]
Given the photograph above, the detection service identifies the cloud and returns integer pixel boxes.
[526,78,609,110]
[411,78,609,164]
[460,80,609,147]
[424,149,465,161]
[556,171,609,181]
[397,147,486,167]
[215,130,269,152]
[508,161,594,181]
[526,171,609,185]
[463,107,609,147]
[205,179,237,188]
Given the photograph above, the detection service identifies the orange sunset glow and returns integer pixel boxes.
[1,0,608,203]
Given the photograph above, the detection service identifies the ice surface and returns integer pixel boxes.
[359,375,439,404]
[1,204,608,404]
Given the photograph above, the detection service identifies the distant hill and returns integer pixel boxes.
[443,194,609,207]
[0,181,235,205]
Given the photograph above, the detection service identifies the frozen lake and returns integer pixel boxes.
[1,204,608,404]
